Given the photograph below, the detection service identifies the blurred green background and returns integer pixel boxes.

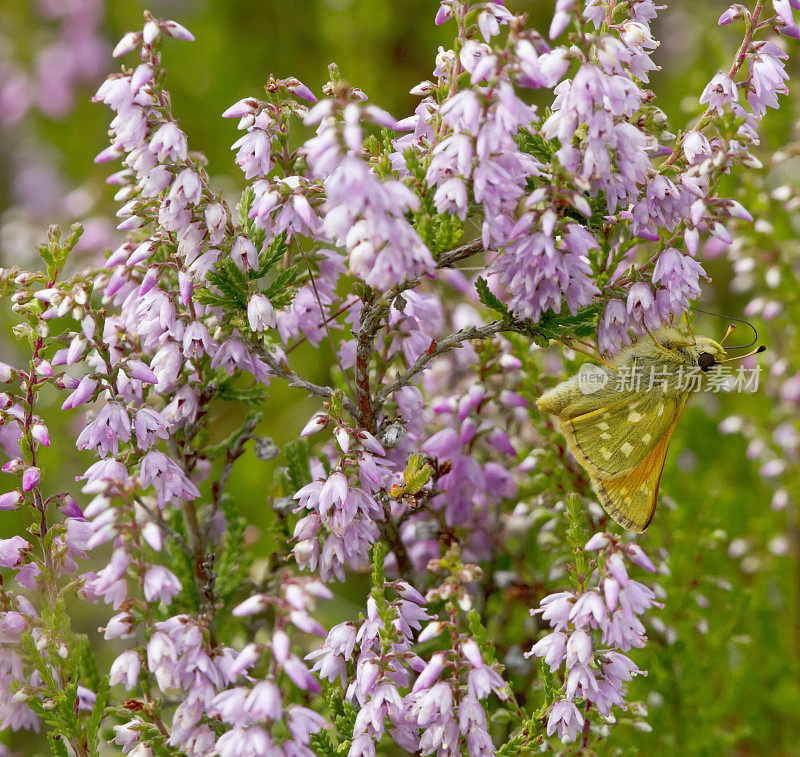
[0,1,798,754]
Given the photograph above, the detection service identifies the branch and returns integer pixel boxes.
[257,238,485,425]
[661,0,765,169]
[260,238,487,579]
[258,349,359,416]
[205,414,261,540]
[374,318,518,408]
[354,237,487,427]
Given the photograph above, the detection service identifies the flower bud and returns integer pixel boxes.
[300,413,328,437]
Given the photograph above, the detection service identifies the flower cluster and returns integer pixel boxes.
[293,419,390,582]
[0,0,795,754]
[529,534,661,743]
[309,551,509,755]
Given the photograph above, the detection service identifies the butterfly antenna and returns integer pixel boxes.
[691,307,760,349]
[719,324,736,346]
[718,345,767,363]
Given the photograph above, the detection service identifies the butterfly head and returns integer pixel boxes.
[690,336,727,373]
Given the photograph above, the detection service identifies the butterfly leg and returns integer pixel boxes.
[684,312,697,346]
[643,324,683,360]
[564,339,619,371]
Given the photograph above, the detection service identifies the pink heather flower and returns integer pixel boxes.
[231,236,260,270]
[435,3,454,25]
[143,566,183,604]
[139,450,200,505]
[622,544,656,572]
[565,662,599,700]
[245,680,283,721]
[549,0,576,39]
[585,533,610,551]
[209,338,254,376]
[1,458,23,474]
[126,359,159,384]
[65,518,93,555]
[528,631,567,672]
[247,294,276,332]
[300,413,328,437]
[134,408,170,449]
[566,628,593,668]
[699,72,739,115]
[773,0,800,36]
[546,699,584,742]
[0,491,22,510]
[718,5,743,25]
[683,130,711,163]
[652,248,706,315]
[112,31,142,58]
[30,422,50,447]
[412,652,447,692]
[109,650,141,690]
[747,42,789,118]
[170,168,203,204]
[626,282,661,331]
[0,536,29,567]
[0,611,28,643]
[162,19,195,41]
[223,97,260,119]
[204,202,227,244]
[103,612,135,640]
[76,401,132,457]
[149,122,188,162]
[61,375,97,410]
[569,591,606,629]
[183,321,215,358]
[537,591,574,630]
[80,457,129,488]
[283,655,321,693]
[21,466,40,492]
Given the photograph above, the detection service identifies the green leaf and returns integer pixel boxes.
[476,277,509,317]
[257,232,289,275]
[535,302,601,341]
[216,377,270,405]
[46,732,71,757]
[216,495,253,597]
[87,676,110,752]
[371,541,387,593]
[515,129,555,162]
[310,730,339,757]
[284,439,312,491]
[402,453,433,495]
[264,266,300,308]
[204,257,251,310]
[467,609,499,665]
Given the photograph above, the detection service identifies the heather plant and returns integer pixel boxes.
[0,1,798,756]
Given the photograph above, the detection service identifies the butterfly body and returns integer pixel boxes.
[537,328,728,532]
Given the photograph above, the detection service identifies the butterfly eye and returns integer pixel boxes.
[697,352,716,372]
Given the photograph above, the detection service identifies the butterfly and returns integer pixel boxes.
[536,326,762,532]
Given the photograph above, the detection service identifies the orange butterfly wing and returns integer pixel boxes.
[560,396,687,532]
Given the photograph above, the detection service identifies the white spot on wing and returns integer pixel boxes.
[628,411,643,422]
[621,442,633,456]
[598,422,609,431]
[642,433,652,444]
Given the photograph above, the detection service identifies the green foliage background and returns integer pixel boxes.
[0,1,798,754]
